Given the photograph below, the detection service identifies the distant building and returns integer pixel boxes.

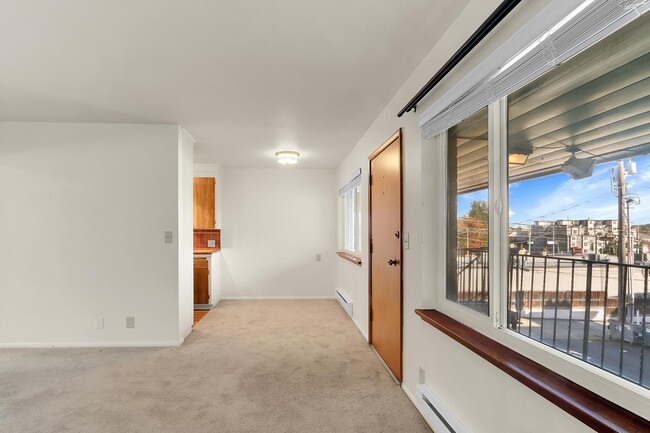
[510,219,644,260]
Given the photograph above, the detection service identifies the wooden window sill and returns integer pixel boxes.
[415,309,650,433]
[336,251,362,266]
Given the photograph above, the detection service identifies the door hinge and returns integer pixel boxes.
[370,175,373,186]
[370,309,373,322]
[369,239,373,254]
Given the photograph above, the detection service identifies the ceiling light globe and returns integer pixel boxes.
[275,151,300,165]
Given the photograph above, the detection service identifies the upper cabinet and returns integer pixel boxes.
[193,177,216,228]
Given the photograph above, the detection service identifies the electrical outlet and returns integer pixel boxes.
[164,231,173,243]
[126,316,135,328]
[96,317,104,329]
[419,367,425,384]
[316,254,322,261]
[207,239,216,248]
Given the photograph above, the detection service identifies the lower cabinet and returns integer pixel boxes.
[194,258,210,305]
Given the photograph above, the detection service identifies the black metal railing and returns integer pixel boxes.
[508,253,650,389]
[456,248,489,314]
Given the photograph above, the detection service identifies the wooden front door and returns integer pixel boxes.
[369,129,402,381]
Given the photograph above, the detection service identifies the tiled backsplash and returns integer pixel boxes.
[193,229,220,250]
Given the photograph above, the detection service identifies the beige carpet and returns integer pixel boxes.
[0,300,431,433]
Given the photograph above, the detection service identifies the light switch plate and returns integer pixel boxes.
[96,317,104,329]
[207,239,216,248]
[126,316,135,328]
[164,231,173,243]
[316,254,322,261]
[403,232,410,250]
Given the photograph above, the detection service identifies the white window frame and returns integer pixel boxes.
[339,169,362,254]
[425,97,650,418]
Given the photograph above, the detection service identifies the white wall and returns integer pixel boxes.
[178,128,195,340]
[0,122,191,346]
[335,0,602,431]
[220,168,337,299]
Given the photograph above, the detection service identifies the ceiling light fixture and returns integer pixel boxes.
[275,150,300,165]
[561,155,596,179]
[508,153,530,166]
[508,143,533,166]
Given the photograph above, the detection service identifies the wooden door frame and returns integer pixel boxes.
[367,128,403,381]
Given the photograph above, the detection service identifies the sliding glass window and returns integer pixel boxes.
[506,11,650,389]
[447,106,490,315]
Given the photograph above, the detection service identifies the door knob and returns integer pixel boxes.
[388,259,399,266]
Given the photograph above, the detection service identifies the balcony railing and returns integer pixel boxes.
[507,253,650,390]
[456,248,489,315]
[453,249,650,388]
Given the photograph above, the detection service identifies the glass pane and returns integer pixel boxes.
[345,190,354,251]
[354,185,362,252]
[507,11,650,389]
[447,106,489,315]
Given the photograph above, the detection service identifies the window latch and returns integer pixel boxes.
[495,198,503,215]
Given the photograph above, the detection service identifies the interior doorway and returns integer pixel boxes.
[368,129,403,381]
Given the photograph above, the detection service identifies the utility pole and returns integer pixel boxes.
[617,160,627,326]
[627,198,633,265]
[552,224,556,255]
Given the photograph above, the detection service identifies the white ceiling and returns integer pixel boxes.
[0,0,469,168]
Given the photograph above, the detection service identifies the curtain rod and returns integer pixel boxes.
[397,0,522,118]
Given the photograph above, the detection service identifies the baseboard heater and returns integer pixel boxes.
[335,289,353,317]
[416,384,469,433]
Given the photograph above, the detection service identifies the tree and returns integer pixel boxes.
[458,200,489,249]
[468,200,489,225]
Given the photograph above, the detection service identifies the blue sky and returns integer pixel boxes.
[457,154,650,226]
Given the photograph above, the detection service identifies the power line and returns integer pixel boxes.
[510,192,611,225]
[510,180,650,226]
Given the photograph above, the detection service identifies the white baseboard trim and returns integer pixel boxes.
[220,296,336,301]
[402,384,434,429]
[0,337,185,348]
[402,383,419,406]
[351,316,368,341]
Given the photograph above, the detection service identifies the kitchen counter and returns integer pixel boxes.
[193,248,221,254]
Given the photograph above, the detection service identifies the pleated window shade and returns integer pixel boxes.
[419,0,650,139]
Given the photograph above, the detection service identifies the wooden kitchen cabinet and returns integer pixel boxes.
[193,177,215,228]
[194,257,210,305]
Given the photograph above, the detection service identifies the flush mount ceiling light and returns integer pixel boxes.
[275,150,300,165]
